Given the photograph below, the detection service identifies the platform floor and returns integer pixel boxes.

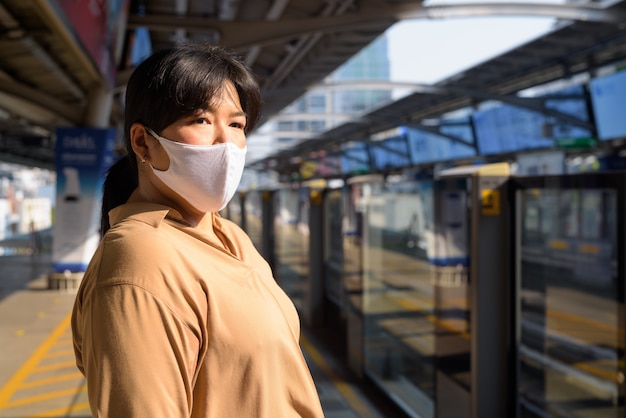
[0,254,404,418]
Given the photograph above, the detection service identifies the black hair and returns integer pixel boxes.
[100,43,262,235]
[100,156,138,236]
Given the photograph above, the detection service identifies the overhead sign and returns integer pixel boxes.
[53,0,130,85]
[554,136,597,149]
[481,189,500,216]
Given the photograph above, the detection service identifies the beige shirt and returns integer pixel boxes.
[72,202,324,417]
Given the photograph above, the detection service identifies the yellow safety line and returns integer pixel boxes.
[547,308,623,336]
[50,339,74,347]
[394,292,621,382]
[19,372,83,390]
[3,384,87,408]
[44,348,75,359]
[0,312,72,408]
[32,360,77,373]
[300,334,377,418]
[574,361,616,382]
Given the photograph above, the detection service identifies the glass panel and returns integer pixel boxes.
[244,190,263,250]
[341,182,367,368]
[341,142,371,175]
[431,179,471,418]
[362,179,436,418]
[371,135,410,170]
[406,127,475,166]
[343,183,365,301]
[590,69,626,141]
[519,187,622,417]
[323,189,343,306]
[274,188,310,313]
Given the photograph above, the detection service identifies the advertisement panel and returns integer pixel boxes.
[53,0,130,85]
[53,127,117,273]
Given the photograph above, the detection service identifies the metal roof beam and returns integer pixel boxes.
[244,0,289,67]
[261,0,356,91]
[128,3,625,49]
[17,37,85,101]
[0,78,80,125]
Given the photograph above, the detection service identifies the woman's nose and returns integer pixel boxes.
[212,122,246,148]
[212,123,229,144]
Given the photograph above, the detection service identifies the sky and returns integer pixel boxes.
[385,0,563,84]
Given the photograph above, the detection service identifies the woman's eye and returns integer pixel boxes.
[194,118,209,124]
[230,122,246,130]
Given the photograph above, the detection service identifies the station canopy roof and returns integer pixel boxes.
[0,0,625,171]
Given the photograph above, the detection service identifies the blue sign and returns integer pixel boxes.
[52,127,117,272]
[590,70,626,141]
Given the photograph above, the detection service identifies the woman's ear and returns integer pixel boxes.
[129,123,150,162]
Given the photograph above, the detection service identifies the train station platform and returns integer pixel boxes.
[0,253,405,418]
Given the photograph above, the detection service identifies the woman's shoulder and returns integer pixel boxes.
[83,216,201,316]
[105,206,172,248]
[79,219,206,331]
[104,219,169,252]
[94,204,185,279]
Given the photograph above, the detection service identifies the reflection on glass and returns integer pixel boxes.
[324,189,344,307]
[361,179,436,418]
[274,188,310,313]
[244,190,263,250]
[519,188,623,418]
[431,179,471,417]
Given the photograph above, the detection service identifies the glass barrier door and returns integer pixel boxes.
[361,178,436,418]
[515,173,625,418]
[244,190,263,250]
[432,177,472,418]
[274,187,310,313]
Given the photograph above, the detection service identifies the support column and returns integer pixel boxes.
[306,189,324,328]
[84,83,113,128]
[261,190,276,273]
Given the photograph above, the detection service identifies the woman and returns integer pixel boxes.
[71,43,324,418]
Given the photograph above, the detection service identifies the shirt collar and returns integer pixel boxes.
[109,202,188,229]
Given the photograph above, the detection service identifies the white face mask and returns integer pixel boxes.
[145,127,247,213]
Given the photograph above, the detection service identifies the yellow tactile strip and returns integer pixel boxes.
[0,312,89,418]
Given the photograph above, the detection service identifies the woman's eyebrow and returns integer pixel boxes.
[203,105,247,119]
[231,110,248,118]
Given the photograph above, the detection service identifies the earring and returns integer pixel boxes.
[141,156,147,164]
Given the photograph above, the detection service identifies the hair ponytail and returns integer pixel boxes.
[100,156,138,236]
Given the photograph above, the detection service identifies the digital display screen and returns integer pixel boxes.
[590,70,626,141]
